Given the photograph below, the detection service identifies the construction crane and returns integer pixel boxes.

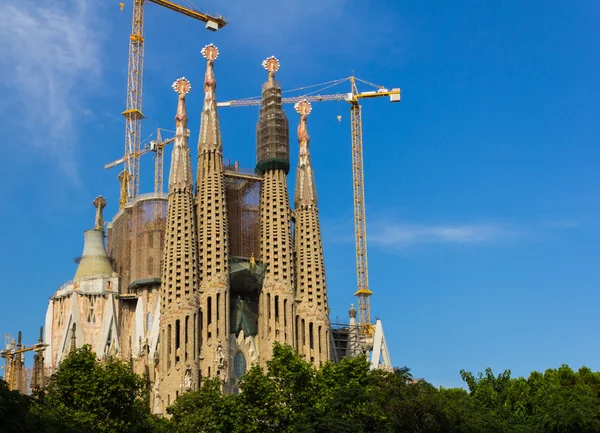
[115,0,226,208]
[217,76,401,339]
[1,331,47,391]
[106,128,176,205]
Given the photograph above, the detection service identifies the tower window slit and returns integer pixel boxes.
[302,319,306,346]
[175,320,181,364]
[216,293,220,337]
[275,295,279,322]
[185,316,189,361]
[167,325,172,369]
[309,322,314,350]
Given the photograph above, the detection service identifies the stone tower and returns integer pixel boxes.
[157,77,200,413]
[196,44,231,381]
[293,100,330,365]
[256,56,296,360]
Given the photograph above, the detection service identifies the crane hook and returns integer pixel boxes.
[337,115,342,123]
[120,2,125,12]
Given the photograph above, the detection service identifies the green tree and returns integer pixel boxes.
[35,345,158,433]
[0,378,42,433]
[167,377,238,433]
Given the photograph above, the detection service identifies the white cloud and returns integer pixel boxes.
[0,0,106,179]
[369,221,517,248]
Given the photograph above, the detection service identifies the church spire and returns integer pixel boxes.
[198,44,222,153]
[158,77,201,413]
[293,101,330,366]
[168,77,193,189]
[256,56,295,362]
[195,44,231,385]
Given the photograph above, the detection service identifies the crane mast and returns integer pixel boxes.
[217,78,400,338]
[349,78,374,335]
[117,0,226,207]
[121,0,145,205]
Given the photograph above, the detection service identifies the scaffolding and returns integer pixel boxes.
[256,80,290,174]
[107,207,132,290]
[130,194,168,284]
[107,193,168,291]
[224,163,261,260]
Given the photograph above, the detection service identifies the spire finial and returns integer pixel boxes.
[198,44,223,153]
[295,100,312,156]
[172,77,191,129]
[201,43,219,62]
[93,195,107,230]
[349,304,357,318]
[262,56,280,83]
[169,78,193,188]
[201,44,218,100]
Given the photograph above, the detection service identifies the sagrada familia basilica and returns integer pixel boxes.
[41,45,333,413]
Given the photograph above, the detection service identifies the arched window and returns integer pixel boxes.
[234,352,247,379]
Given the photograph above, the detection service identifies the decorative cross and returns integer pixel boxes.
[93,195,107,230]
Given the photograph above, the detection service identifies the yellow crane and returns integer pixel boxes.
[217,77,401,337]
[1,331,47,391]
[106,128,176,203]
[114,0,226,208]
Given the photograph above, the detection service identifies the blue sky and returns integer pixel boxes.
[0,0,598,388]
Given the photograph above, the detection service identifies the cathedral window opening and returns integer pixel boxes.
[295,316,299,350]
[283,299,287,328]
[175,320,181,364]
[193,313,197,360]
[185,315,189,361]
[216,293,220,337]
[234,352,247,379]
[318,325,322,354]
[309,322,314,350]
[87,296,97,323]
[207,297,212,341]
[267,294,271,321]
[301,319,306,346]
[167,325,172,369]
[274,296,279,322]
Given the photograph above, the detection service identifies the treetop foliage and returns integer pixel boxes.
[1,343,600,432]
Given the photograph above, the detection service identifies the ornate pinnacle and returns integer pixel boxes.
[295,99,311,156]
[201,43,219,61]
[262,56,280,82]
[172,77,192,95]
[169,77,193,188]
[172,77,191,129]
[93,195,107,230]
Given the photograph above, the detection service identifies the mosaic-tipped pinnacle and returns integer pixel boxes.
[201,43,219,61]
[172,77,192,95]
[294,99,312,116]
[262,56,280,73]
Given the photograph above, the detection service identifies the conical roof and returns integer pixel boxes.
[74,195,113,280]
[74,229,113,280]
